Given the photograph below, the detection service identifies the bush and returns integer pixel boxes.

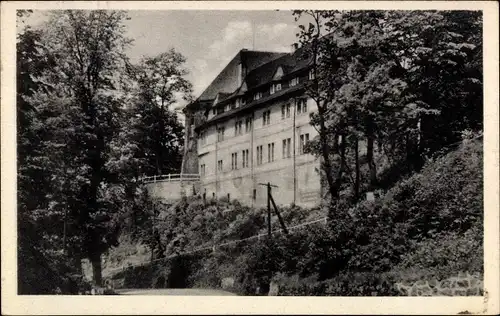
[397,221,483,278]
[337,139,483,272]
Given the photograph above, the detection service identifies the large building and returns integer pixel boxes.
[182,46,323,207]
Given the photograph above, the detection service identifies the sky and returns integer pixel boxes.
[23,10,305,113]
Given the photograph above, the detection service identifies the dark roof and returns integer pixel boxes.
[186,45,313,114]
[196,83,306,130]
[244,47,312,91]
[196,50,287,102]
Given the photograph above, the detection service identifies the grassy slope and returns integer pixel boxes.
[104,138,483,294]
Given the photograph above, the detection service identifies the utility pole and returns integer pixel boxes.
[267,182,271,237]
[258,182,289,238]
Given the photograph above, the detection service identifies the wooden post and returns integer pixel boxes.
[267,182,272,238]
[269,194,289,235]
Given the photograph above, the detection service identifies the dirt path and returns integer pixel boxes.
[116,288,237,295]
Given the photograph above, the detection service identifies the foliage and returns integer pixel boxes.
[294,10,482,204]
[232,139,483,295]
[125,49,192,176]
[17,10,192,291]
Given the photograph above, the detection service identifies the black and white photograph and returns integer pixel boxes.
[2,1,499,314]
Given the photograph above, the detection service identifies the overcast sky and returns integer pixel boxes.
[23,10,305,112]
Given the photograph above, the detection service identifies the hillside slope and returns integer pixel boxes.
[104,137,483,295]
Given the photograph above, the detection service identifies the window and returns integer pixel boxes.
[281,104,290,120]
[254,92,262,100]
[267,142,275,162]
[297,98,307,114]
[217,160,223,172]
[253,189,256,201]
[212,108,216,115]
[299,133,310,154]
[200,164,206,176]
[256,145,263,165]
[290,77,299,87]
[231,153,238,170]
[245,116,253,132]
[282,138,291,158]
[241,98,246,105]
[217,126,225,142]
[199,131,207,146]
[309,69,315,80]
[270,83,282,95]
[234,120,243,136]
[217,106,224,115]
[242,149,249,168]
[262,110,271,126]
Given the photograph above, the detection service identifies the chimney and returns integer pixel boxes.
[237,62,247,88]
[290,43,299,53]
[237,62,242,87]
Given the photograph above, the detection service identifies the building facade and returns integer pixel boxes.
[183,48,322,207]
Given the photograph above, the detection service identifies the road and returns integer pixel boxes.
[116,288,237,295]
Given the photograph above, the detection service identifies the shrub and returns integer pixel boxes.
[396,221,483,278]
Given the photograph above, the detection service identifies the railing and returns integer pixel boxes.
[105,216,328,277]
[141,173,200,184]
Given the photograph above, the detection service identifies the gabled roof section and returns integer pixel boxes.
[213,92,231,106]
[272,66,284,80]
[196,49,288,102]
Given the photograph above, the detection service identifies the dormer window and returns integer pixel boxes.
[241,98,246,105]
[290,77,299,87]
[309,69,315,80]
[270,83,282,95]
[254,92,262,101]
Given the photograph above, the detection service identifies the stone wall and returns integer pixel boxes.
[395,272,483,296]
[145,180,201,202]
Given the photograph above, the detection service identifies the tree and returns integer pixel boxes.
[25,10,133,286]
[17,14,68,294]
[294,10,482,206]
[128,50,192,177]
[293,10,347,203]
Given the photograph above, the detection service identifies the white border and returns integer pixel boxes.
[2,1,498,315]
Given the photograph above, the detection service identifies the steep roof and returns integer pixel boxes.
[196,49,288,102]
[244,47,312,90]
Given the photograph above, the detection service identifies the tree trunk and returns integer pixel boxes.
[90,252,102,287]
[354,138,360,201]
[335,133,346,189]
[318,108,339,201]
[366,117,377,189]
[367,135,377,188]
